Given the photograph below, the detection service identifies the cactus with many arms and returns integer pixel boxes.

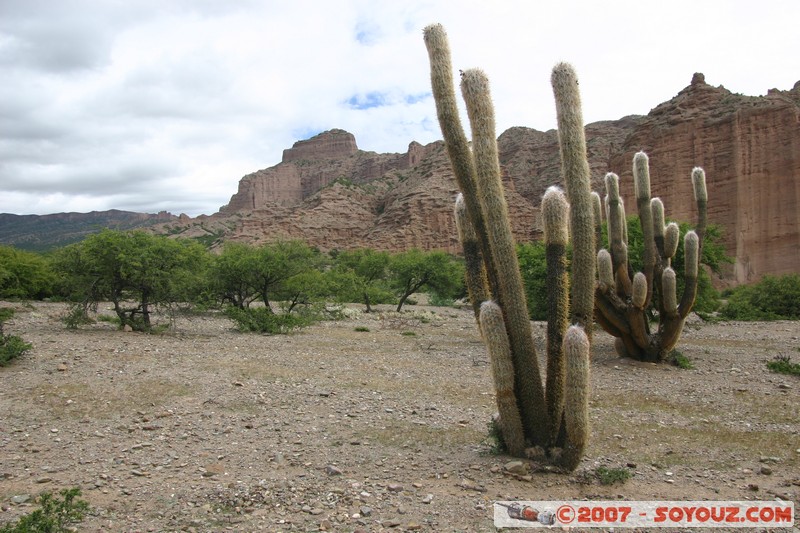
[424,23,594,470]
[594,153,707,362]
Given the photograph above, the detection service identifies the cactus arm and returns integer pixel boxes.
[662,267,678,317]
[591,191,603,253]
[455,194,490,319]
[626,307,651,358]
[551,63,596,335]
[479,301,527,457]
[423,24,500,300]
[651,197,666,259]
[632,272,648,309]
[542,187,570,446]
[597,249,614,292]
[460,69,548,444]
[620,196,628,244]
[604,173,632,296]
[664,222,680,263]
[594,286,630,336]
[678,230,700,318]
[559,325,590,471]
[633,152,657,308]
[691,168,708,252]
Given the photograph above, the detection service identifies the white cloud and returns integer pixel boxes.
[1,0,798,216]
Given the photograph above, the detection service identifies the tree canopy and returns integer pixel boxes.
[54,230,207,330]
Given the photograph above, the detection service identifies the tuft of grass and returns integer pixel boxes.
[480,418,507,456]
[96,314,120,325]
[669,349,694,369]
[766,355,800,376]
[354,326,370,332]
[0,488,89,533]
[401,331,417,337]
[595,466,633,485]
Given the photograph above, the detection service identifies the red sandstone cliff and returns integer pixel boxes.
[611,74,800,283]
[155,75,800,285]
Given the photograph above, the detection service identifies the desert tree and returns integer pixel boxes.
[54,230,207,331]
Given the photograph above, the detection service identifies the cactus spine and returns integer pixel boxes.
[595,153,708,361]
[423,23,595,469]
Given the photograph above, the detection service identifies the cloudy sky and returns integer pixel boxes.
[2,0,797,217]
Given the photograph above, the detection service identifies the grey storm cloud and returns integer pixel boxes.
[0,1,119,73]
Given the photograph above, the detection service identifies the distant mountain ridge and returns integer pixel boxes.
[0,210,175,252]
[2,74,798,284]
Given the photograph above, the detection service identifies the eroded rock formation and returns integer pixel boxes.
[156,75,800,285]
[611,75,800,283]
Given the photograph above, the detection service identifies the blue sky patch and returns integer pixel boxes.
[346,91,431,110]
[347,91,388,110]
[354,19,380,45]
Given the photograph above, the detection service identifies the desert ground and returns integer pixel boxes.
[0,301,798,532]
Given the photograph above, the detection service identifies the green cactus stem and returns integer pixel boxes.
[423,24,500,300]
[551,63,596,337]
[560,325,590,471]
[425,24,594,471]
[454,194,490,319]
[542,187,569,446]
[459,67,547,444]
[479,301,526,457]
[595,154,708,362]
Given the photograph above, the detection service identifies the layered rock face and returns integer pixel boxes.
[157,75,799,285]
[611,74,800,283]
[220,129,413,213]
[281,128,358,162]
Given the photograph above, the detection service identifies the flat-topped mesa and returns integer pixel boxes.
[282,129,358,162]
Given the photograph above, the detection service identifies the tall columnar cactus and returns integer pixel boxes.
[594,152,708,362]
[424,23,594,470]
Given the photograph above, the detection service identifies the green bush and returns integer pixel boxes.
[0,245,57,300]
[480,418,507,457]
[517,241,549,320]
[0,309,32,367]
[61,303,95,330]
[427,291,456,307]
[766,355,800,376]
[0,335,32,367]
[669,349,694,369]
[721,274,800,321]
[224,307,310,334]
[53,230,209,331]
[0,488,89,533]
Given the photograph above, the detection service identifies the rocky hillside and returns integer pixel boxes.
[157,74,799,285]
[157,123,636,256]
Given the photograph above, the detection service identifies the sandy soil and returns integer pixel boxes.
[0,301,798,532]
